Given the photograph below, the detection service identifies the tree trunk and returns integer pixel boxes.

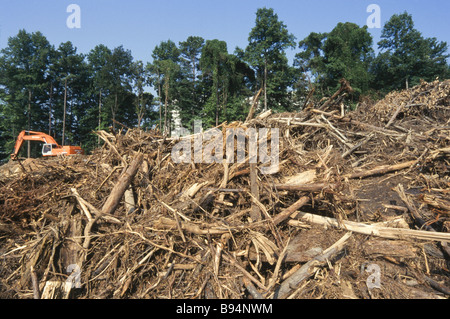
[216,88,219,127]
[158,72,162,133]
[98,89,102,147]
[264,57,268,111]
[62,78,67,146]
[112,92,118,131]
[191,56,197,130]
[164,73,170,134]
[49,82,53,135]
[137,92,142,129]
[27,89,31,158]
[222,79,228,121]
[215,65,219,127]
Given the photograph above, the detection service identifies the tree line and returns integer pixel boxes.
[0,8,449,160]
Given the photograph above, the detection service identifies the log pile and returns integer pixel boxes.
[0,79,449,299]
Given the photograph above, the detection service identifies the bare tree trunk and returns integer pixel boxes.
[264,57,268,111]
[164,74,170,134]
[216,87,219,127]
[98,89,102,147]
[112,92,118,131]
[49,82,53,135]
[137,92,142,129]
[223,84,228,119]
[191,56,197,131]
[62,78,67,146]
[215,65,219,127]
[27,89,31,158]
[158,73,162,133]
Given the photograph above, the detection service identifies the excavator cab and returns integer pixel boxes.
[42,143,58,156]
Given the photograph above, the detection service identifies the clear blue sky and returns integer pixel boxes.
[0,0,449,65]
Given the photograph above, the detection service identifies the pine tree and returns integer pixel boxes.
[0,30,53,158]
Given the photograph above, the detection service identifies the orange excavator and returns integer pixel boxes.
[11,130,84,160]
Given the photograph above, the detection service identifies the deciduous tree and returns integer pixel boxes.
[243,7,296,111]
[373,12,449,91]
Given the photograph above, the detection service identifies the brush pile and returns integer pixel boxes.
[0,79,449,299]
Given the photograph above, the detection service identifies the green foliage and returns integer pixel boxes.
[295,32,327,81]
[295,23,374,100]
[0,31,153,160]
[372,12,449,92]
[50,41,90,146]
[0,30,53,158]
[199,40,254,127]
[147,40,181,133]
[178,36,205,129]
[242,7,296,111]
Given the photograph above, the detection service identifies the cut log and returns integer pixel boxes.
[30,266,40,299]
[275,232,352,299]
[363,239,418,259]
[245,88,262,122]
[124,185,136,214]
[249,163,261,222]
[102,153,143,216]
[343,160,418,179]
[41,281,72,299]
[272,197,310,226]
[289,212,450,242]
[249,245,322,263]
[271,182,335,192]
[420,194,450,213]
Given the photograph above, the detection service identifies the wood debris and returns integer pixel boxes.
[0,79,449,299]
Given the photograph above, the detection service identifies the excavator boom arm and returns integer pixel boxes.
[11,131,60,159]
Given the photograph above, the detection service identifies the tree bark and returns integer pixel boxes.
[164,73,170,134]
[275,232,352,299]
[272,196,309,226]
[49,82,53,135]
[215,65,220,127]
[137,92,142,129]
[98,89,102,147]
[343,160,417,179]
[191,55,197,128]
[158,72,162,133]
[112,92,118,131]
[27,89,31,158]
[249,163,261,222]
[62,78,67,146]
[101,153,143,216]
[264,57,268,111]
